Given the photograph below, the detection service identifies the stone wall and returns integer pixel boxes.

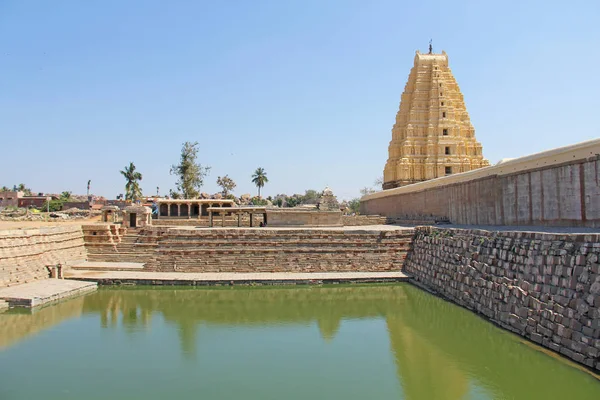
[405,226,600,371]
[135,227,413,273]
[153,215,265,227]
[362,140,600,228]
[0,226,87,287]
[342,215,387,226]
[266,210,342,226]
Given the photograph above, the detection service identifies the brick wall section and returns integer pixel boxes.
[0,226,86,287]
[405,226,600,371]
[140,228,413,273]
[362,155,600,228]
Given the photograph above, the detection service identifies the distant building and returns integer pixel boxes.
[0,191,22,208]
[18,195,56,208]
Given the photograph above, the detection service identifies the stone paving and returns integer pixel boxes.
[0,279,97,308]
[67,261,145,270]
[65,269,410,285]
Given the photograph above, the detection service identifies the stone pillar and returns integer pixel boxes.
[221,211,226,227]
[167,204,171,217]
[177,203,181,217]
[188,202,192,219]
[209,211,213,227]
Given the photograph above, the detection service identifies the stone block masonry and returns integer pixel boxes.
[146,228,413,273]
[82,227,414,273]
[405,226,600,371]
[0,226,87,287]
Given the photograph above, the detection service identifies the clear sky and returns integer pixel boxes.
[1,0,599,200]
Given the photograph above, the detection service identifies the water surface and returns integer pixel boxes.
[0,284,598,400]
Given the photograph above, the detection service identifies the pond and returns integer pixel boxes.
[0,284,598,400]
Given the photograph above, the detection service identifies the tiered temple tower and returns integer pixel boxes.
[382,49,489,189]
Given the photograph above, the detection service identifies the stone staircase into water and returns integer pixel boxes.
[82,225,162,266]
[144,228,413,273]
[80,225,413,274]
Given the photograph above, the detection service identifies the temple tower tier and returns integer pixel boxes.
[382,50,489,190]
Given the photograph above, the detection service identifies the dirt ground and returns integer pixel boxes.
[0,215,102,230]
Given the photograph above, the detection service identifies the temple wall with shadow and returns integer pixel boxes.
[362,139,600,228]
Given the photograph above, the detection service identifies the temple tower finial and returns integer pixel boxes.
[428,39,433,54]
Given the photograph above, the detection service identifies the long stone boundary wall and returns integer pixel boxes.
[0,226,87,287]
[361,139,600,227]
[405,226,600,371]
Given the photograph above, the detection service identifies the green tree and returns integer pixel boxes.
[348,198,361,214]
[251,196,268,206]
[1,186,10,192]
[170,141,211,199]
[13,183,32,195]
[169,189,181,199]
[301,189,320,204]
[251,167,268,197]
[120,162,143,201]
[216,175,236,196]
[286,196,300,208]
[60,191,72,201]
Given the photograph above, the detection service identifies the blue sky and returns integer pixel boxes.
[1,0,599,200]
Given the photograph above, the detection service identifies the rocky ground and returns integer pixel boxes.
[0,207,101,229]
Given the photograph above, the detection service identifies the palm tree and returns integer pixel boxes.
[251,167,268,197]
[120,162,143,201]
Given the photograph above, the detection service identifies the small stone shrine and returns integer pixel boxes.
[317,187,340,211]
[122,205,152,228]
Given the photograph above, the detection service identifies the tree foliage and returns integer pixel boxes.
[301,189,320,204]
[285,196,301,207]
[12,183,32,195]
[251,196,268,206]
[40,199,64,212]
[170,142,211,199]
[60,191,72,200]
[120,162,143,201]
[251,167,268,197]
[347,198,361,214]
[216,175,236,196]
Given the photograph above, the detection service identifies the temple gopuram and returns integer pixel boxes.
[382,47,489,189]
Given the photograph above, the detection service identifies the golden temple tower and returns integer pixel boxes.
[382,48,489,189]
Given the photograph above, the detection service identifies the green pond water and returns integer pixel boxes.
[0,284,598,400]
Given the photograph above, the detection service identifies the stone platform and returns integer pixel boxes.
[0,279,97,308]
[65,269,410,286]
[67,261,145,271]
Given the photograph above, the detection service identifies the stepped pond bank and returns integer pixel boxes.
[1,223,599,371]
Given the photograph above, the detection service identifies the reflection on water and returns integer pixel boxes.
[0,284,598,400]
